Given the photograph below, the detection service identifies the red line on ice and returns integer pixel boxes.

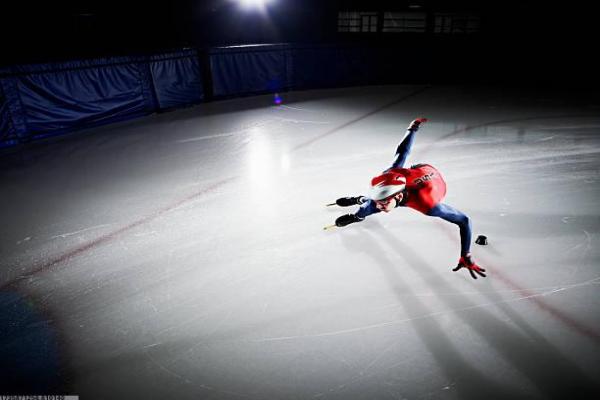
[421,114,600,343]
[3,88,431,289]
[291,86,430,151]
[491,267,600,344]
[2,177,236,290]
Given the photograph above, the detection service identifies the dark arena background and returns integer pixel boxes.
[1,1,599,399]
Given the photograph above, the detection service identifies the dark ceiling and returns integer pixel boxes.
[0,1,595,66]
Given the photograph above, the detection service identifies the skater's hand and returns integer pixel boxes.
[453,263,487,279]
[408,118,428,131]
[453,255,487,279]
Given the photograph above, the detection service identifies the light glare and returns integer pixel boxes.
[238,0,273,8]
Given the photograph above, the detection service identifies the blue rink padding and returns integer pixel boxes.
[149,49,204,110]
[208,44,381,97]
[0,44,397,148]
[0,56,156,144]
[0,50,204,147]
[0,74,29,147]
[289,44,380,89]
[0,84,18,147]
[209,44,292,97]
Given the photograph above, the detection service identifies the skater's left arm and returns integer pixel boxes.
[427,203,487,278]
[426,203,472,257]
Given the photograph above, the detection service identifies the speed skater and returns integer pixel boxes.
[327,118,487,279]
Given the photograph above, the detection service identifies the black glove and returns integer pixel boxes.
[336,196,366,207]
[335,214,363,227]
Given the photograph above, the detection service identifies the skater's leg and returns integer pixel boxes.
[387,119,427,170]
[389,129,417,170]
[427,203,472,256]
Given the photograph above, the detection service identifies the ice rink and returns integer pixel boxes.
[1,84,599,399]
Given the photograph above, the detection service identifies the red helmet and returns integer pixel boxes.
[370,171,406,201]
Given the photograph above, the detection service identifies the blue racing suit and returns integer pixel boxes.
[355,124,473,256]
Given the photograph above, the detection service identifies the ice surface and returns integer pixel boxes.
[1,85,599,399]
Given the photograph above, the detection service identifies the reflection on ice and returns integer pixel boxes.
[1,85,599,399]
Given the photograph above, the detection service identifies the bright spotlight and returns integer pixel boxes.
[237,0,274,9]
